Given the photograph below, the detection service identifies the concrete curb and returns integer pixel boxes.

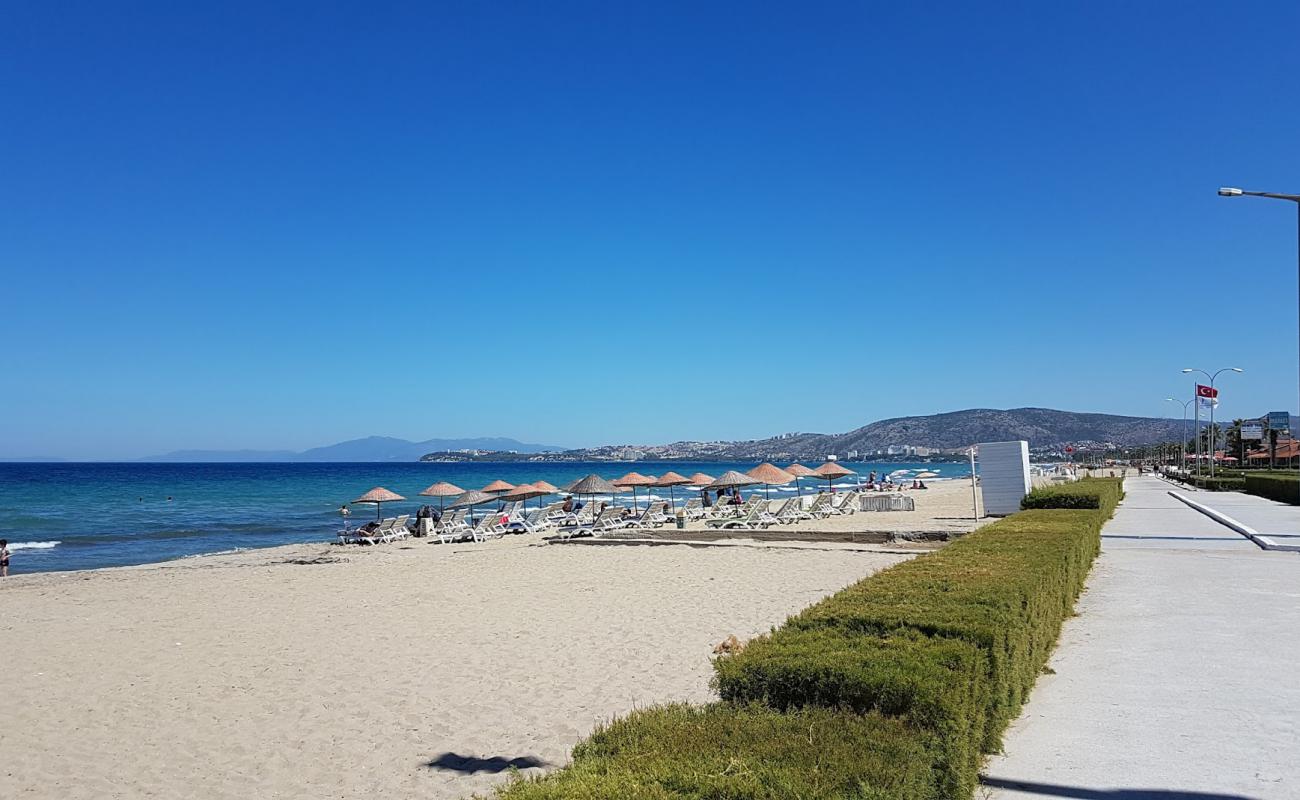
[1167,491,1300,553]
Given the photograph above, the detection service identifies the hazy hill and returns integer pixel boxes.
[139,436,564,462]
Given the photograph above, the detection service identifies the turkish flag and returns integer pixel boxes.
[1196,384,1218,399]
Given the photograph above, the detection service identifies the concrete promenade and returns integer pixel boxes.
[983,476,1300,800]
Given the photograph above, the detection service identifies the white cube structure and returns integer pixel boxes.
[976,440,1031,516]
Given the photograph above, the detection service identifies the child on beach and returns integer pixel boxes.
[1,539,10,577]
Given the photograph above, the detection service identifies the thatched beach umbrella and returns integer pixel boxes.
[352,487,406,520]
[812,461,856,494]
[501,483,549,512]
[531,480,560,494]
[448,489,496,525]
[419,481,464,512]
[689,472,716,487]
[481,479,516,510]
[653,471,691,510]
[708,470,759,504]
[747,462,795,500]
[614,472,657,512]
[567,474,618,513]
[783,463,817,496]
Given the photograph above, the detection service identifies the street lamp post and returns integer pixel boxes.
[1182,367,1244,478]
[1166,397,1193,473]
[1218,186,1300,471]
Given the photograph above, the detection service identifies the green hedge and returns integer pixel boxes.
[493,703,939,800]
[1164,472,1246,492]
[1020,477,1124,512]
[714,629,987,798]
[497,478,1122,800]
[1245,473,1300,505]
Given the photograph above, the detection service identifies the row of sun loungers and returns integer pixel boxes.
[340,491,875,545]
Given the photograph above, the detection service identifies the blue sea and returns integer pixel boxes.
[0,460,969,575]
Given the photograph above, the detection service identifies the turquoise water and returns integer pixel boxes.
[0,461,966,574]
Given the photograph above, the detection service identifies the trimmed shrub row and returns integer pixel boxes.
[1244,473,1300,505]
[496,478,1122,800]
[1020,477,1124,512]
[496,704,939,800]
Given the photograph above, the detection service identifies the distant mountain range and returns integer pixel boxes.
[8,408,1293,463]
[138,436,565,462]
[536,407,1296,462]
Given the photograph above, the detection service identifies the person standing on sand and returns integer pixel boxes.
[1,539,10,577]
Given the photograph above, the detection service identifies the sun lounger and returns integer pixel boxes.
[770,497,806,525]
[828,491,860,516]
[340,518,395,545]
[472,512,509,542]
[805,492,833,519]
[625,501,667,529]
[681,498,706,521]
[705,498,769,530]
[556,507,614,540]
[385,514,412,541]
[510,507,554,534]
[435,509,470,543]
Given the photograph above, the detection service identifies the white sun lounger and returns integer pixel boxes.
[705,498,770,530]
[828,491,860,516]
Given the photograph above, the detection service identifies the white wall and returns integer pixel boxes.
[977,440,1032,516]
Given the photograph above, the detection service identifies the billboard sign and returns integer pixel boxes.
[1241,425,1264,441]
[1267,411,1291,434]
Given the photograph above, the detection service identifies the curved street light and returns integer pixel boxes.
[1182,367,1244,477]
[1166,397,1194,472]
[1218,186,1299,471]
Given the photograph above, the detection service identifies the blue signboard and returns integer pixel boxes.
[1267,411,1290,434]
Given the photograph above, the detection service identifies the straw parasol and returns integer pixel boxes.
[747,462,795,500]
[567,474,618,513]
[481,479,515,495]
[653,471,691,510]
[812,461,856,494]
[783,463,817,496]
[448,489,496,524]
[352,487,406,520]
[689,472,716,487]
[531,480,560,494]
[419,481,464,512]
[614,472,657,513]
[708,470,759,504]
[914,471,939,480]
[500,483,550,512]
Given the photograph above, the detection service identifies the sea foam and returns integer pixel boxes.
[7,541,60,550]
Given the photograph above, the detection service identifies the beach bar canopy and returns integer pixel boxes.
[352,487,406,520]
[418,481,464,511]
[747,462,795,500]
[614,472,657,513]
[812,461,855,493]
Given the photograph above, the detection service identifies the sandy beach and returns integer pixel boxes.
[1,528,918,798]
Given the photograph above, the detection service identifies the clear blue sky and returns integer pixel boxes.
[3,2,1298,459]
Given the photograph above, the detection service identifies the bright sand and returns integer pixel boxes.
[0,481,977,799]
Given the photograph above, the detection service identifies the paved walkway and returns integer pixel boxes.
[983,476,1300,800]
[1173,486,1300,542]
